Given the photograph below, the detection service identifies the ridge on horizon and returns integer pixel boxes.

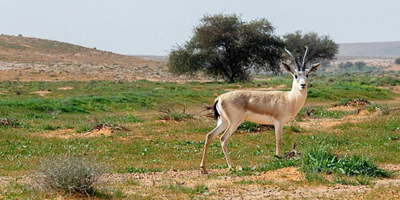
[338,41,400,59]
[1,34,399,60]
[339,40,400,45]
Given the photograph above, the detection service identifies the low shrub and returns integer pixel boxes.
[0,118,24,128]
[375,103,391,115]
[159,106,194,121]
[37,155,108,196]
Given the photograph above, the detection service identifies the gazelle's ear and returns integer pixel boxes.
[307,63,321,75]
[282,62,295,75]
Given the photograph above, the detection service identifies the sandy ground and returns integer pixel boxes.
[100,166,400,199]
[0,61,210,83]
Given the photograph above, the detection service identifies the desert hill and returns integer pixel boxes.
[0,34,159,67]
[0,34,200,82]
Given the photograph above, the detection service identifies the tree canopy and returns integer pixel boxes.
[395,57,400,65]
[283,31,338,65]
[168,14,284,82]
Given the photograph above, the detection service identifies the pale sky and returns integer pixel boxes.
[1,0,399,55]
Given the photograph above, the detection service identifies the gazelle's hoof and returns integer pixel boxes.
[200,166,208,174]
[228,166,236,173]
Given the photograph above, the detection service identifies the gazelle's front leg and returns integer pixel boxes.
[273,120,284,156]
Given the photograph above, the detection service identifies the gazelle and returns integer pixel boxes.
[200,47,321,174]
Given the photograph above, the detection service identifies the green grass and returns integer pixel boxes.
[121,167,163,173]
[302,146,389,177]
[237,121,265,132]
[298,106,355,119]
[307,81,391,101]
[1,108,399,174]
[254,73,399,102]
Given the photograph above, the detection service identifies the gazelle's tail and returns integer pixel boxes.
[213,100,220,119]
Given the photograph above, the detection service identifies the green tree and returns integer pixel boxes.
[354,61,367,70]
[168,14,284,82]
[339,61,354,70]
[283,31,338,65]
[395,57,400,65]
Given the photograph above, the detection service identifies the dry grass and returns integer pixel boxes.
[35,155,108,196]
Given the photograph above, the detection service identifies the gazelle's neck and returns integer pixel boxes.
[288,79,308,106]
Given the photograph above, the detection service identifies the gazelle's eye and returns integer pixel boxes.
[295,75,298,79]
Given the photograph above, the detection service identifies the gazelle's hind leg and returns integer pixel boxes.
[200,119,228,174]
[220,118,243,171]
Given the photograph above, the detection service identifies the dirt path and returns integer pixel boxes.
[1,165,398,199]
[102,165,400,199]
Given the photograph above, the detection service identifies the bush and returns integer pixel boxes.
[395,57,400,64]
[339,61,354,69]
[354,61,367,70]
[0,118,24,128]
[37,155,107,195]
[370,103,391,115]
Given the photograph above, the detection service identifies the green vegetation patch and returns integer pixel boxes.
[302,146,390,177]
[299,107,355,119]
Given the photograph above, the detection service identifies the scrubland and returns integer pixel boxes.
[0,72,400,199]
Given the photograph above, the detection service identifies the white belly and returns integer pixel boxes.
[244,111,274,125]
[244,111,295,125]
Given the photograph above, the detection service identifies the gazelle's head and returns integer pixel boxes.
[282,46,321,90]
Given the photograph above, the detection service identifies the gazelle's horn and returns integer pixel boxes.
[302,46,308,71]
[284,47,301,71]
